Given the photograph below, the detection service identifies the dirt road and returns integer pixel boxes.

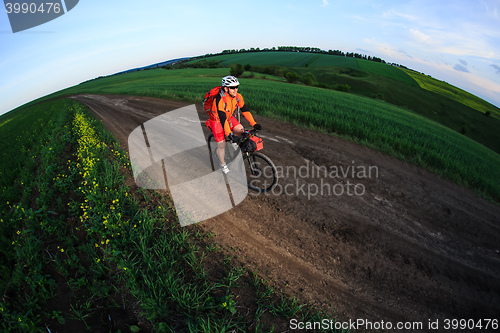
[73,94,500,331]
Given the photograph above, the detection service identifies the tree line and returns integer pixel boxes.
[165,46,410,70]
[200,46,387,65]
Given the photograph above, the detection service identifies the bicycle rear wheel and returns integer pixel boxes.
[244,152,278,193]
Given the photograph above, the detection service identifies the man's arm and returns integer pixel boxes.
[240,104,257,127]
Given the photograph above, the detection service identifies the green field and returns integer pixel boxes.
[191,52,415,85]
[190,51,360,69]
[355,59,419,86]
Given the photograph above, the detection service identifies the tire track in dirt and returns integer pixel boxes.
[73,95,500,330]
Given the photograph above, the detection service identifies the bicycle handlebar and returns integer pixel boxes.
[245,128,260,136]
[225,128,260,144]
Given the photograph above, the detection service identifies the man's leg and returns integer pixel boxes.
[210,120,227,166]
[217,140,226,165]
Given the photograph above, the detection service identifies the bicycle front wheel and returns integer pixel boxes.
[244,152,278,193]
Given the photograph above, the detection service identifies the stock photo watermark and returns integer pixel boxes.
[289,318,499,331]
[128,104,379,226]
[4,0,79,33]
[248,159,379,199]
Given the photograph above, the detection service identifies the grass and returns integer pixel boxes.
[355,58,418,86]
[1,98,345,332]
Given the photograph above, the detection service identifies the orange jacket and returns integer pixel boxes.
[211,91,256,136]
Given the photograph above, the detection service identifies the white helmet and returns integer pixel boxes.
[222,75,240,87]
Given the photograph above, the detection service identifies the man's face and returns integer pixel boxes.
[226,86,239,97]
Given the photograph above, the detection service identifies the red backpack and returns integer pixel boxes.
[203,86,240,119]
[203,86,224,117]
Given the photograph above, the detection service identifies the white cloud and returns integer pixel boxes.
[367,1,499,61]
[409,29,433,44]
[480,0,500,21]
[405,26,497,60]
[363,37,414,62]
[381,9,419,22]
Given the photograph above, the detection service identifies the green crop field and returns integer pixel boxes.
[192,51,414,84]
[355,59,419,86]
[190,51,360,69]
[307,54,359,68]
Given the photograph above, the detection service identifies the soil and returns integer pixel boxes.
[72,94,500,332]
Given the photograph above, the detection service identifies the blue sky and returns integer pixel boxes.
[1,0,499,116]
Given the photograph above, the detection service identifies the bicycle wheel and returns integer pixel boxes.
[207,133,217,171]
[244,152,278,193]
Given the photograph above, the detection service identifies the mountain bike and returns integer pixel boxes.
[207,129,278,193]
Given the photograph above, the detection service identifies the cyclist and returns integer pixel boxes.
[207,75,262,174]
